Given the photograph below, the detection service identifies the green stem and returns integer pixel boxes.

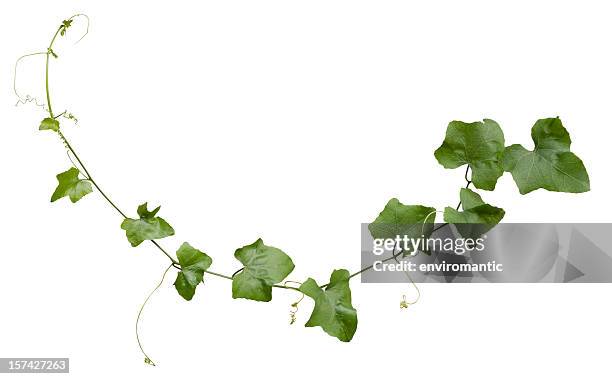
[455,165,472,210]
[136,263,173,366]
[149,241,179,266]
[58,132,124,215]
[273,283,301,291]
[203,270,233,280]
[347,251,402,281]
[60,130,179,265]
[45,26,62,118]
[44,16,460,294]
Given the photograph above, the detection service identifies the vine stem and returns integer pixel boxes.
[45,26,62,118]
[429,166,472,234]
[44,20,183,267]
[136,263,173,366]
[40,16,470,294]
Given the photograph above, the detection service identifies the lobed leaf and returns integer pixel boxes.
[368,198,436,254]
[434,119,505,190]
[51,167,92,203]
[502,117,590,194]
[299,269,357,342]
[174,242,213,301]
[120,202,175,247]
[232,239,295,302]
[444,188,505,238]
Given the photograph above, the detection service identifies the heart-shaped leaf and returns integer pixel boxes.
[368,198,436,244]
[232,239,295,302]
[434,119,505,190]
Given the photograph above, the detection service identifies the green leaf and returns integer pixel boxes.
[368,198,436,252]
[434,119,505,190]
[39,117,59,132]
[120,202,175,247]
[232,239,295,302]
[137,203,160,219]
[503,117,590,194]
[173,242,213,301]
[299,269,357,342]
[444,188,505,238]
[51,167,92,203]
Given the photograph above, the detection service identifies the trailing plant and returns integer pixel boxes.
[15,16,591,365]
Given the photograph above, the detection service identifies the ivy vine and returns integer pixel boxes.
[16,16,591,365]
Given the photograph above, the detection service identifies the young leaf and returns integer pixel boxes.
[299,269,357,342]
[39,117,59,132]
[51,167,92,203]
[120,203,175,247]
[444,188,505,238]
[137,203,160,219]
[368,198,436,242]
[173,242,213,301]
[434,119,505,190]
[232,239,295,302]
[503,117,590,194]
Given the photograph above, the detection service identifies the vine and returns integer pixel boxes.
[17,16,591,365]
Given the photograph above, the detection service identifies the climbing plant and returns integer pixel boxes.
[15,16,591,365]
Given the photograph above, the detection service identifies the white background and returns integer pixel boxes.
[2,1,611,378]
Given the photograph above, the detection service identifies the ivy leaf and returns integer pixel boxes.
[503,117,590,194]
[137,202,160,219]
[232,239,295,302]
[368,198,436,254]
[39,117,59,132]
[173,242,213,301]
[120,203,175,247]
[51,167,92,203]
[444,188,505,238]
[434,119,505,190]
[299,269,357,342]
